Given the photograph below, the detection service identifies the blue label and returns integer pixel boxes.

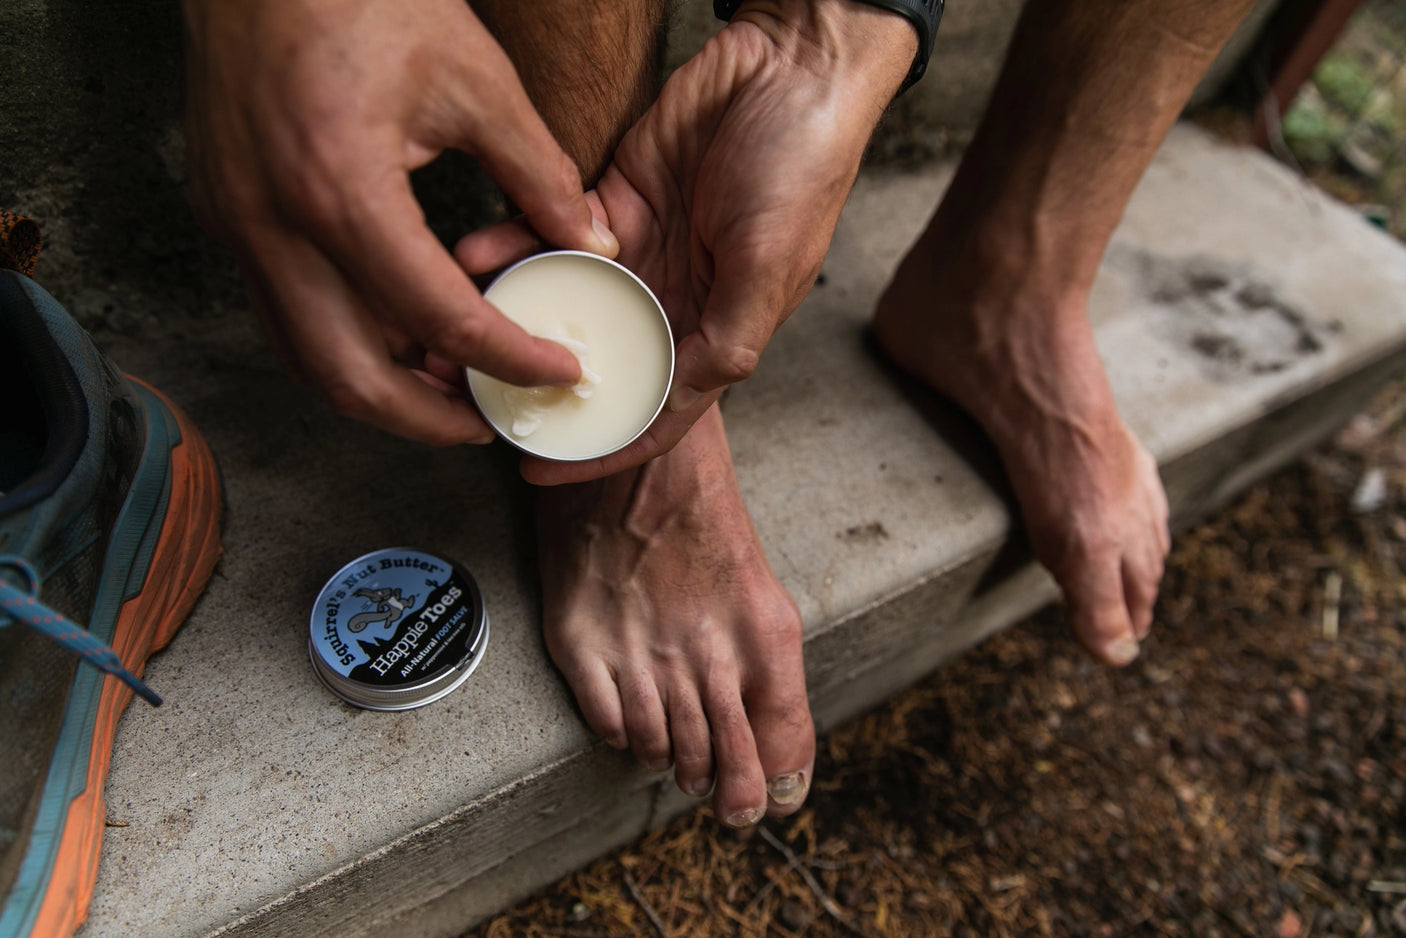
[311,549,482,687]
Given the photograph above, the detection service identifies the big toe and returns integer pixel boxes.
[753,689,815,817]
[747,638,816,817]
[1067,561,1142,667]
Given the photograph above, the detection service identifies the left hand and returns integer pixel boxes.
[458,0,915,483]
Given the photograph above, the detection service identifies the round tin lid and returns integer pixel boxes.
[308,548,489,711]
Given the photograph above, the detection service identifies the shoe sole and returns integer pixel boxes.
[22,379,222,938]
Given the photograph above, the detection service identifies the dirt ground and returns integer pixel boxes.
[467,378,1406,936]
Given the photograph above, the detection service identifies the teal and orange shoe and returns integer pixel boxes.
[0,218,222,937]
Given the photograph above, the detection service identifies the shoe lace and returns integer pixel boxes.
[0,554,162,706]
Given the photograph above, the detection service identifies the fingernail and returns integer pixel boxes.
[685,776,714,797]
[646,757,671,773]
[591,215,619,257]
[766,771,809,806]
[724,806,765,829]
[1107,635,1140,666]
[667,379,700,413]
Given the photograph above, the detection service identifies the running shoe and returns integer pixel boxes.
[0,218,222,937]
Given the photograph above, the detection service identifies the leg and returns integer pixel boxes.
[473,0,669,185]
[875,0,1255,664]
[473,0,815,822]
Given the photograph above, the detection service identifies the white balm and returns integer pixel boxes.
[466,251,674,461]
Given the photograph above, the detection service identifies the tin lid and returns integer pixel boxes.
[308,548,489,711]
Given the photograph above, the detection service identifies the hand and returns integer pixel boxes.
[458,0,915,481]
[182,0,618,445]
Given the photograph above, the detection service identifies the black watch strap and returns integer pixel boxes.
[712,0,943,95]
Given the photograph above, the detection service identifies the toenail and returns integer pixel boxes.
[646,757,671,772]
[685,776,714,797]
[724,806,765,829]
[766,771,809,806]
[1108,635,1140,666]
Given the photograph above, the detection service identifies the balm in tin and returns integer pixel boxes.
[309,548,489,711]
[466,251,674,462]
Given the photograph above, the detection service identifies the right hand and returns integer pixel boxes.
[182,0,617,445]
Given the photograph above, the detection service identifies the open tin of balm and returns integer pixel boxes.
[309,548,489,711]
[466,251,674,461]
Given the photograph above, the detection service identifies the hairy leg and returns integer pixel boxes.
[473,0,669,185]
[474,0,815,822]
[875,0,1254,665]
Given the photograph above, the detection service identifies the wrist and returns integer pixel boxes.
[731,0,916,105]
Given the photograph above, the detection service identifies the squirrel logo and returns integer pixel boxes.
[346,586,416,634]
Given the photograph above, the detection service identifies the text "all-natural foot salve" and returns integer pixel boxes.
[466,251,673,461]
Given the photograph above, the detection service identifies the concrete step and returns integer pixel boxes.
[78,124,1406,938]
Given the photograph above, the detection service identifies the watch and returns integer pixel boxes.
[712,0,943,95]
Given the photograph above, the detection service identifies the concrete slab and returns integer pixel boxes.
[55,124,1406,936]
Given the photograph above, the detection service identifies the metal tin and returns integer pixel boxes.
[308,548,489,711]
[466,250,674,462]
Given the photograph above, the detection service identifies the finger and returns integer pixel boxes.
[252,230,495,446]
[454,190,611,277]
[231,253,311,386]
[313,177,582,388]
[453,217,545,277]
[518,390,724,486]
[453,51,618,259]
[422,352,469,391]
[1064,553,1141,667]
[409,368,459,397]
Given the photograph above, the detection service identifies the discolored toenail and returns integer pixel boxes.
[1108,635,1140,666]
[766,771,809,806]
[724,806,765,829]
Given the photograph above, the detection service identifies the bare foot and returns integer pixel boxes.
[873,222,1170,666]
[536,405,814,825]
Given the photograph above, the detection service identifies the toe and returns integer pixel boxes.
[1067,552,1140,667]
[554,653,629,750]
[703,684,767,828]
[1124,535,1167,641]
[620,671,672,771]
[668,687,716,798]
[744,648,815,815]
[1123,556,1158,642]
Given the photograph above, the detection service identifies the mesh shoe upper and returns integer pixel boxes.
[0,270,146,914]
